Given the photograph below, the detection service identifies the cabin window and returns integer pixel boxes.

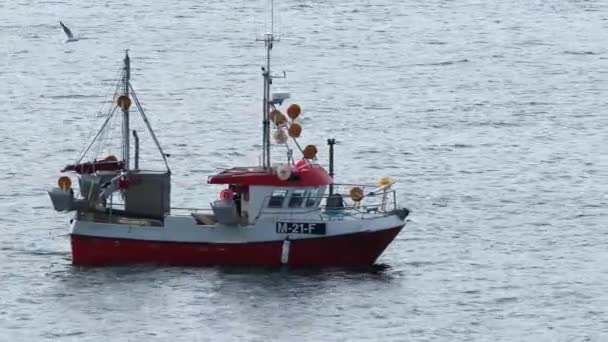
[268,189,287,208]
[288,189,306,208]
[305,188,319,207]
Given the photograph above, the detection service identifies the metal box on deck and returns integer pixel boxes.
[124,171,171,219]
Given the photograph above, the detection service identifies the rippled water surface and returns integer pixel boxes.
[1,0,607,341]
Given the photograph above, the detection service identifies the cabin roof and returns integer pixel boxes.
[207,165,332,187]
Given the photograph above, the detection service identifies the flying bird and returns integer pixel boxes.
[60,21,78,42]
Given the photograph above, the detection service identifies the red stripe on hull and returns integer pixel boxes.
[70,226,404,267]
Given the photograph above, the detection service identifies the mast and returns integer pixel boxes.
[122,50,130,170]
[260,0,275,169]
[262,34,273,168]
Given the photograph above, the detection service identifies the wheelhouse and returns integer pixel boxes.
[207,164,332,223]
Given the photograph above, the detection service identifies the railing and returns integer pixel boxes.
[76,210,163,226]
[76,183,400,225]
[170,207,215,215]
[333,182,398,211]
[332,182,397,205]
[256,184,399,221]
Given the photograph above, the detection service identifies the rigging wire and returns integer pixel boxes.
[129,83,171,173]
[94,65,123,118]
[72,64,124,164]
[94,108,119,159]
[93,77,124,159]
[74,105,118,165]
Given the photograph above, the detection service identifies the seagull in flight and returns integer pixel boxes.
[60,21,79,42]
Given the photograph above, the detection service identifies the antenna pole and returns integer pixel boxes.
[264,34,273,169]
[260,8,275,169]
[122,50,130,170]
[257,0,281,169]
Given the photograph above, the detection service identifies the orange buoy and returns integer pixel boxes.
[377,177,393,187]
[57,176,72,190]
[287,104,301,119]
[288,123,302,138]
[219,189,234,202]
[117,95,131,110]
[350,187,364,202]
[302,144,317,159]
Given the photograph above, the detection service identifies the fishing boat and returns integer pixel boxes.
[48,27,410,267]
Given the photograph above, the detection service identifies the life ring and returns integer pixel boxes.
[57,176,72,190]
[350,187,364,202]
[219,189,234,202]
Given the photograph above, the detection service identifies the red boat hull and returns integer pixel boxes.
[70,226,403,267]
